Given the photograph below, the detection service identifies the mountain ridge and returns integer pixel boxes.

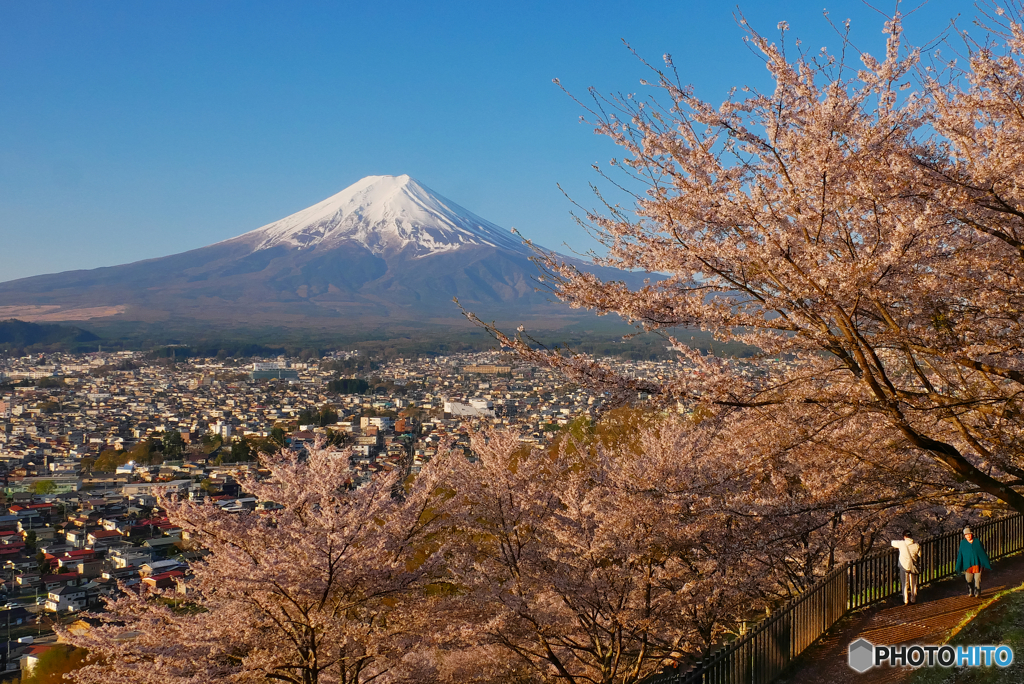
[0,176,636,331]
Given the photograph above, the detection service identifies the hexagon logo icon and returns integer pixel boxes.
[848,638,875,673]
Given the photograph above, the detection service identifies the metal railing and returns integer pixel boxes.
[648,514,1024,684]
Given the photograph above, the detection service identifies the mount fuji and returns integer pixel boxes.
[0,175,632,332]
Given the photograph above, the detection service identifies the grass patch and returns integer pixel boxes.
[907,582,1024,684]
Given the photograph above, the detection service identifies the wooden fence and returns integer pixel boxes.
[647,514,1024,684]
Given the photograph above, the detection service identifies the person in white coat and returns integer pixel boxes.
[892,530,922,604]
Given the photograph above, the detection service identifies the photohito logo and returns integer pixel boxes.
[848,638,1013,672]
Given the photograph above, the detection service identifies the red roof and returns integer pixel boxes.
[9,503,52,512]
[88,530,122,539]
[146,570,185,582]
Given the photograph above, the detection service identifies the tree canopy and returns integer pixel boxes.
[298,403,339,427]
[60,443,454,684]
[30,479,57,495]
[327,378,370,394]
[21,645,90,684]
[470,4,1024,515]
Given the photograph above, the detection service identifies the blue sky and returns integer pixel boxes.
[0,0,966,282]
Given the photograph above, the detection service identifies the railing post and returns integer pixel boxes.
[847,563,854,611]
[821,578,826,633]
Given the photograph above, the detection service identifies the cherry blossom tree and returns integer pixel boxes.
[57,427,949,684]
[59,443,453,684]
[468,2,1024,514]
[431,419,933,684]
[432,428,750,684]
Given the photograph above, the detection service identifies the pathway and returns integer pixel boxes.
[776,552,1024,684]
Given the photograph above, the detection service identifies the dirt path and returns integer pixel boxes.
[776,552,1024,684]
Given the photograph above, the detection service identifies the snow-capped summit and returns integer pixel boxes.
[229,174,526,257]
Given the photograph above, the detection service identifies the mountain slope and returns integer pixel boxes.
[0,175,633,330]
[0,319,99,347]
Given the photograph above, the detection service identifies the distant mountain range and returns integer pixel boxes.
[0,175,634,333]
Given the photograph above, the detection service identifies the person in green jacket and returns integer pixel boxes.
[955,526,992,597]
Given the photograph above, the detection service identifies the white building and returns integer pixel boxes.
[360,416,394,430]
[45,585,88,613]
[252,362,288,371]
[443,399,494,418]
[213,421,233,440]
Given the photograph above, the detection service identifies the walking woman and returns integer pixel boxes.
[955,526,992,597]
[892,530,921,604]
